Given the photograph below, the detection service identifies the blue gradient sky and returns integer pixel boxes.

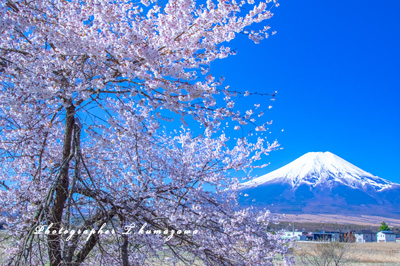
[210,1,400,182]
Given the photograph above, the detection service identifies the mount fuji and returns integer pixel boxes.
[239,152,400,218]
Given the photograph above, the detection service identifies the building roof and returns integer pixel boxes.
[378,231,394,234]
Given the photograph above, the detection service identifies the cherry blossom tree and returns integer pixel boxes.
[0,0,293,265]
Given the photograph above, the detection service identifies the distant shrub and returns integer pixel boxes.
[297,241,358,266]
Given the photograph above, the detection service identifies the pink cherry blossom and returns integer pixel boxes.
[0,0,292,265]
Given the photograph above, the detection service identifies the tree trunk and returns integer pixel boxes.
[48,103,75,266]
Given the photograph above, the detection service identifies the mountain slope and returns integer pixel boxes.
[239,152,400,218]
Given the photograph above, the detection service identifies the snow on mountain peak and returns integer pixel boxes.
[241,151,393,191]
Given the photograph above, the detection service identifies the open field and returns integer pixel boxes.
[0,231,10,265]
[1,230,400,265]
[294,241,400,266]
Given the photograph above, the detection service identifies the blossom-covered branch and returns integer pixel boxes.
[0,0,293,265]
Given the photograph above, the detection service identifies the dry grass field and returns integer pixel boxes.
[294,241,400,265]
[1,230,400,265]
[0,231,9,265]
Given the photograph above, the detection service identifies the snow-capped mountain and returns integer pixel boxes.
[239,152,400,218]
[240,152,393,191]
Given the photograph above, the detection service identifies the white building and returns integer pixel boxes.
[281,231,303,240]
[377,231,396,242]
[355,231,376,243]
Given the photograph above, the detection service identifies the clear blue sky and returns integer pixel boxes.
[209,1,400,183]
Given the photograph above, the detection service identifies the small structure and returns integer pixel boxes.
[325,232,340,242]
[281,231,303,241]
[299,234,308,241]
[377,231,396,242]
[338,231,356,243]
[307,232,340,242]
[396,236,400,243]
[355,230,377,243]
